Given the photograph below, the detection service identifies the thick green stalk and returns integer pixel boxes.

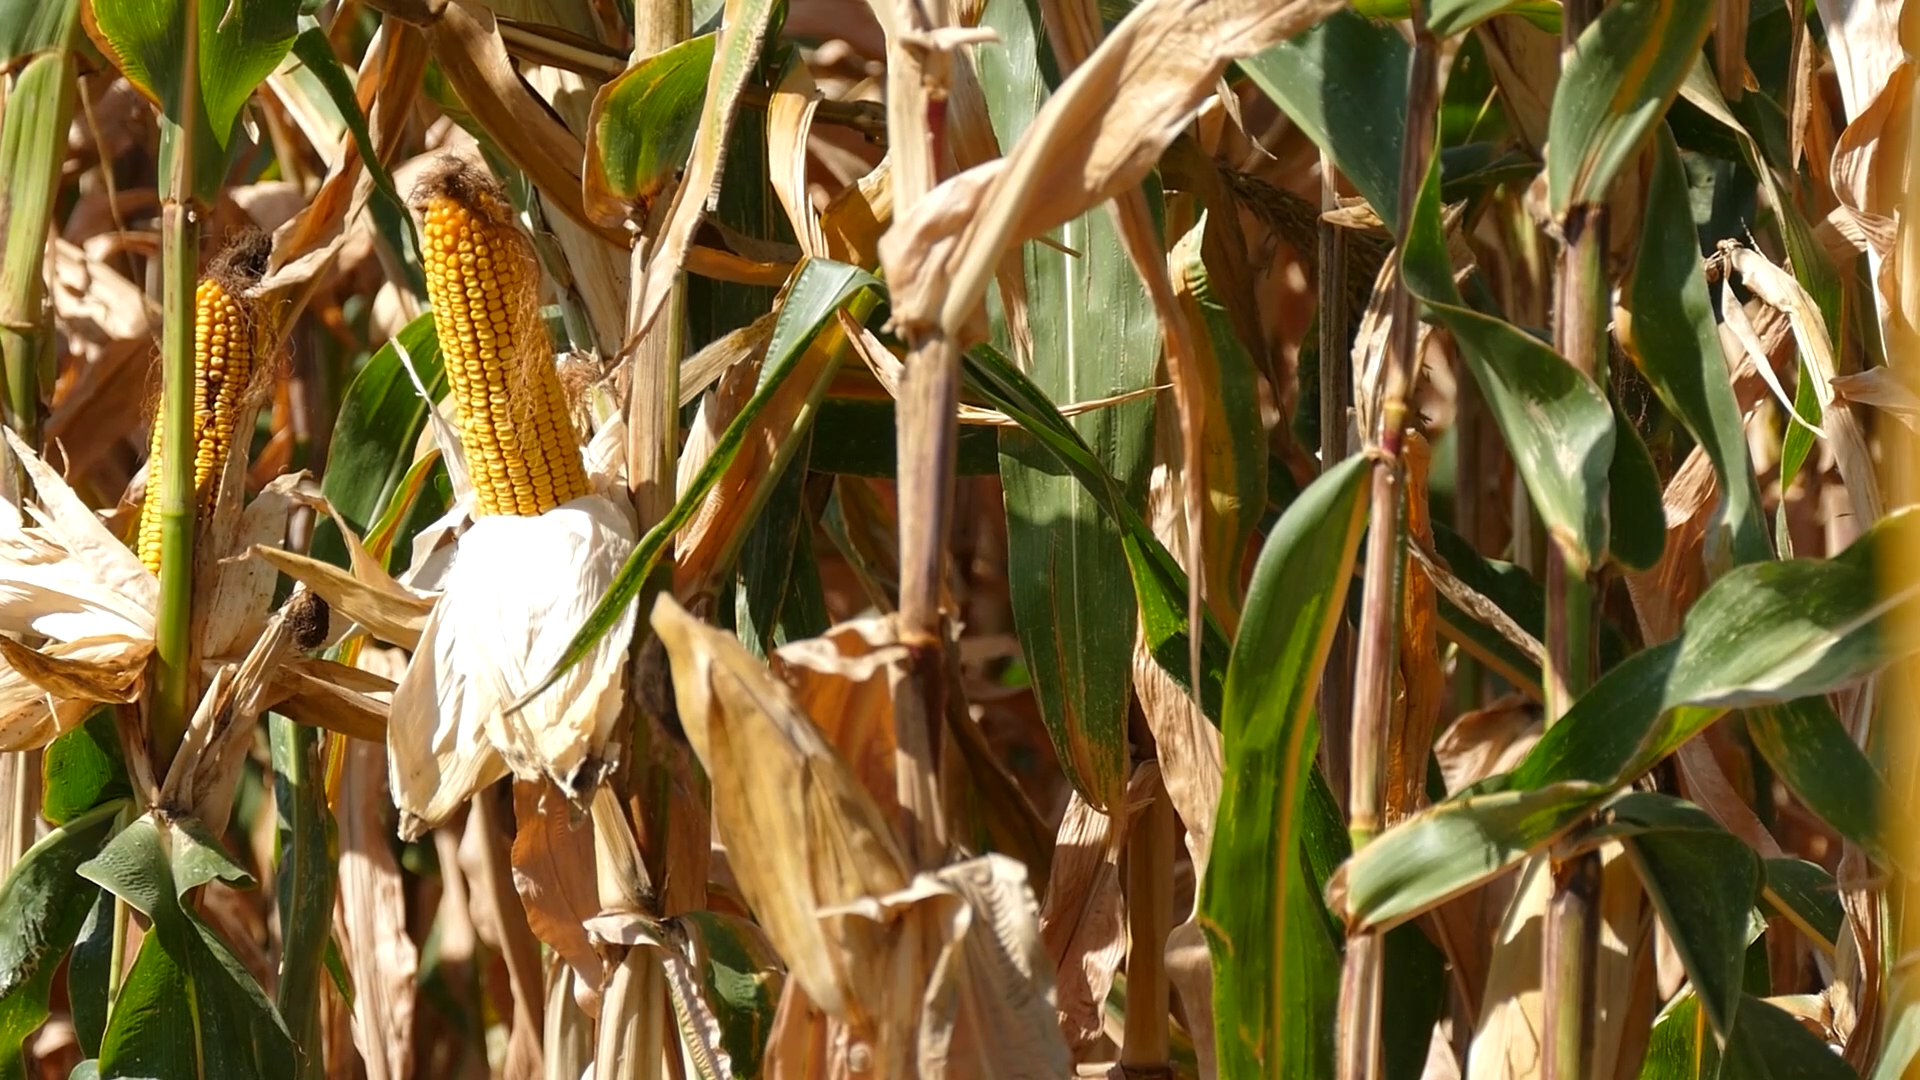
[272,716,336,1079]
[0,44,77,445]
[150,120,200,767]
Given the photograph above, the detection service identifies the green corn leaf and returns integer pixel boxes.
[308,312,446,574]
[961,343,1232,719]
[0,801,121,1080]
[1428,0,1561,36]
[585,33,715,225]
[1607,394,1666,572]
[1401,152,1614,569]
[1332,780,1610,932]
[1513,509,1918,791]
[1240,9,1409,230]
[271,719,336,1080]
[89,0,300,197]
[1744,697,1888,863]
[678,912,784,1079]
[0,0,78,62]
[1761,858,1844,954]
[1718,994,1857,1080]
[515,258,879,711]
[1545,0,1714,214]
[979,0,1161,810]
[82,815,296,1080]
[41,708,130,826]
[1623,125,1770,565]
[1875,984,1920,1080]
[1201,452,1370,1079]
[1611,794,1759,1039]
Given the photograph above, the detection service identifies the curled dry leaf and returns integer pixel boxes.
[0,429,154,748]
[334,724,419,1080]
[1039,790,1126,1054]
[651,597,1071,1078]
[769,615,908,820]
[651,592,912,1019]
[878,0,1344,340]
[512,779,605,989]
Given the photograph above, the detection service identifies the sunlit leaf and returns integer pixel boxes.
[1545,0,1713,213]
[1612,794,1757,1038]
[1201,453,1370,1078]
[1402,153,1614,568]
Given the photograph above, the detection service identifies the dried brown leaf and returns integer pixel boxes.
[1039,790,1125,1053]
[878,0,1343,339]
[650,594,912,1021]
[512,780,606,989]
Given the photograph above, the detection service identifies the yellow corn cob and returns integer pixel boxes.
[419,179,590,518]
[136,277,258,575]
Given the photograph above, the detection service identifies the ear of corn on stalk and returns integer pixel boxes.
[135,233,271,574]
[418,168,592,517]
[385,160,637,837]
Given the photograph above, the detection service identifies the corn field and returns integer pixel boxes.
[0,0,1917,1076]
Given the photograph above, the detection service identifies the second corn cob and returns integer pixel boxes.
[135,234,270,574]
[417,164,590,518]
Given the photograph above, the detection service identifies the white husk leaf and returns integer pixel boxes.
[388,494,638,837]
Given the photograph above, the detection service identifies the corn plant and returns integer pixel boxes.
[0,0,1915,1077]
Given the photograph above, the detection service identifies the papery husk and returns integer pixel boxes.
[651,597,1072,1077]
[1038,790,1127,1055]
[388,493,638,837]
[0,428,155,749]
[879,0,1344,342]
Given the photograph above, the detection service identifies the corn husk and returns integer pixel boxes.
[387,493,638,837]
[651,595,1072,1078]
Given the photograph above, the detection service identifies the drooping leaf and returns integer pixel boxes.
[1428,0,1559,36]
[1607,395,1666,572]
[1513,509,1919,791]
[0,802,120,1078]
[584,33,714,225]
[1744,697,1888,862]
[1638,993,1717,1079]
[1401,152,1614,568]
[82,815,295,1080]
[1717,994,1858,1080]
[1201,453,1370,1079]
[1622,126,1770,565]
[1545,0,1715,213]
[270,718,336,1080]
[1611,794,1758,1039]
[1331,780,1609,932]
[1239,8,1409,229]
[517,259,880,709]
[961,343,1232,719]
[978,0,1161,810]
[1761,858,1844,954]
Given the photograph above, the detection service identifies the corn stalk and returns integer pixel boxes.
[1338,13,1437,1080]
